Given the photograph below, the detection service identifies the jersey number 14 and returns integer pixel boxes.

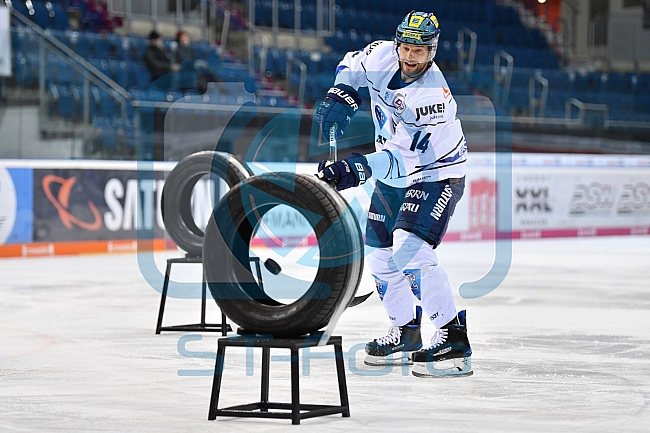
[410,131,431,152]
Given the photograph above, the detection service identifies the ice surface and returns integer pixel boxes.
[1,236,649,432]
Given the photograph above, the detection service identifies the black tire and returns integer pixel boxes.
[162,151,252,257]
[202,172,364,337]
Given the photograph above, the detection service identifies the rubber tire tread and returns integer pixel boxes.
[162,151,252,256]
[202,172,364,337]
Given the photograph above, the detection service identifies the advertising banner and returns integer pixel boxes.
[0,166,32,244]
[33,168,166,242]
[0,154,648,258]
[31,167,221,244]
[512,168,650,231]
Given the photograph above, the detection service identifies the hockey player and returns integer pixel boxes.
[316,11,472,377]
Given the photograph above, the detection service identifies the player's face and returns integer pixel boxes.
[398,43,430,76]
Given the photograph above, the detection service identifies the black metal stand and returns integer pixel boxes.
[155,255,264,335]
[208,333,350,425]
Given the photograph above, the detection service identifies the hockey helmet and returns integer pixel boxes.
[395,11,440,61]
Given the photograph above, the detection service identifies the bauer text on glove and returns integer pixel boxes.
[316,84,362,140]
[317,153,372,191]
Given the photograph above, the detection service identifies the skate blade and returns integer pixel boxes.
[411,356,473,378]
[364,352,413,367]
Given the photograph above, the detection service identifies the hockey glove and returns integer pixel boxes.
[316,84,362,140]
[317,152,372,191]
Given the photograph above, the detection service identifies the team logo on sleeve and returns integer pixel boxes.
[375,106,387,128]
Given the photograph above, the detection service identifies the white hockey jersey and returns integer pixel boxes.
[334,40,467,188]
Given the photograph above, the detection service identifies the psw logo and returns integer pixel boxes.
[515,188,552,213]
[617,182,650,214]
[569,183,614,215]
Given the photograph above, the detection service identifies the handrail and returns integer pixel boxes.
[565,98,609,128]
[248,32,269,77]
[286,53,307,105]
[108,0,217,41]
[494,50,513,107]
[294,0,302,50]
[588,11,607,50]
[10,9,131,101]
[10,7,132,144]
[220,9,231,53]
[529,74,548,119]
[457,28,477,74]
[247,0,336,39]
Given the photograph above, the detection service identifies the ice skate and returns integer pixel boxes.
[411,310,473,378]
[364,306,422,366]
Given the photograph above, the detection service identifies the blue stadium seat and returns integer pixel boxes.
[127,36,149,62]
[63,86,81,119]
[52,57,75,85]
[92,116,120,152]
[52,4,70,30]
[12,1,30,18]
[93,35,111,59]
[255,0,273,27]
[32,2,51,28]
[335,9,348,32]
[106,60,129,88]
[106,33,126,60]
[71,32,92,58]
[50,84,80,119]
[12,53,38,87]
[127,62,151,90]
[301,4,317,31]
[279,0,294,28]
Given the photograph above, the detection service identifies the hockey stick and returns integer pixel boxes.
[329,123,337,163]
[316,126,374,347]
[329,124,374,307]
[348,290,373,307]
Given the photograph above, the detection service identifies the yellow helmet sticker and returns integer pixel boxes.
[401,31,422,40]
[432,15,439,28]
[409,15,424,28]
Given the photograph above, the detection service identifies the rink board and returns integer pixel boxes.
[0,154,649,257]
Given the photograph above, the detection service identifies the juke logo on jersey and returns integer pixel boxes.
[415,103,445,121]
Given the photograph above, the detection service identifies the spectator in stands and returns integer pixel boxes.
[171,30,219,94]
[143,31,179,84]
[173,30,194,68]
